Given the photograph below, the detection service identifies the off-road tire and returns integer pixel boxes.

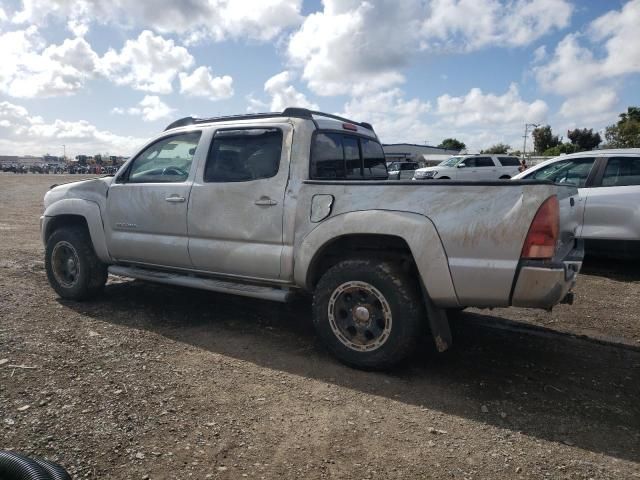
[312,259,424,369]
[45,226,108,300]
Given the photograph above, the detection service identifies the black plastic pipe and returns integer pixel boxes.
[0,451,71,480]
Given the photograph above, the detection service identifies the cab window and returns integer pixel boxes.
[204,128,282,183]
[125,131,201,183]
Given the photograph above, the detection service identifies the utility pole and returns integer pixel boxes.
[522,123,539,160]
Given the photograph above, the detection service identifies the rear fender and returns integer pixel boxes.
[295,210,459,308]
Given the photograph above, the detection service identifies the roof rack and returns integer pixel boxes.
[164,107,374,132]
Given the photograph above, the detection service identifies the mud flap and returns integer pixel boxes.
[421,283,452,352]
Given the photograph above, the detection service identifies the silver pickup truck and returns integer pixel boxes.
[41,108,583,369]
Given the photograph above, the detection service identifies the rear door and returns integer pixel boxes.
[187,125,291,280]
[582,156,640,240]
[459,156,496,180]
[497,156,521,178]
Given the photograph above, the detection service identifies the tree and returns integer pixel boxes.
[542,143,578,157]
[438,138,466,151]
[532,125,560,154]
[481,143,510,154]
[567,128,601,151]
[605,106,640,148]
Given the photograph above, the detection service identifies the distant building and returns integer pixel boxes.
[383,143,460,167]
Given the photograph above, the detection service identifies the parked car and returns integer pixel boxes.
[41,108,583,369]
[387,161,420,180]
[513,149,640,257]
[413,155,521,180]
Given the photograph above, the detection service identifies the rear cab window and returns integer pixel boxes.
[311,132,388,180]
[498,157,521,167]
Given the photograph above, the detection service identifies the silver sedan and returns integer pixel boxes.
[513,149,640,257]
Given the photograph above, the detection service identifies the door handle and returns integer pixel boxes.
[254,197,278,206]
[165,196,186,203]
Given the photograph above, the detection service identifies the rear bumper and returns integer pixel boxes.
[510,242,583,309]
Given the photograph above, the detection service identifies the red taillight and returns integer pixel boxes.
[521,195,559,260]
[342,123,358,131]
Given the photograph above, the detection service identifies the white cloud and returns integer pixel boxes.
[263,71,318,111]
[11,0,302,43]
[436,84,548,127]
[0,27,98,98]
[0,27,233,100]
[342,88,431,143]
[0,101,143,155]
[246,94,269,113]
[534,34,600,95]
[421,0,573,52]
[534,0,639,126]
[341,84,546,150]
[112,95,175,122]
[287,0,572,97]
[558,87,618,121]
[287,0,418,96]
[179,66,234,100]
[98,30,194,94]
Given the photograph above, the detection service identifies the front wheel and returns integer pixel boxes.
[312,259,425,369]
[45,226,108,300]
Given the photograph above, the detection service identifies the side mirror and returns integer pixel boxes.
[457,163,466,168]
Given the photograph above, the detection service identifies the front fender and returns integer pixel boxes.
[42,198,111,263]
[294,210,460,307]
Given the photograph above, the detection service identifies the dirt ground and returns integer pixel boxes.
[1,173,639,480]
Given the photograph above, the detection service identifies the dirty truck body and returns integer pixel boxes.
[41,109,583,368]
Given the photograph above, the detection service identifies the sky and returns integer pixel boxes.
[0,0,638,158]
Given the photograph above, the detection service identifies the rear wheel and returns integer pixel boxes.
[312,259,424,369]
[45,226,108,300]
[438,176,450,180]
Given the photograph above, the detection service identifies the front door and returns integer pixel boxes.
[105,131,203,268]
[187,125,291,281]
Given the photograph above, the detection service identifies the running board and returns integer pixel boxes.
[108,265,294,302]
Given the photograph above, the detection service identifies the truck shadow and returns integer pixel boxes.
[66,279,640,464]
[581,255,640,282]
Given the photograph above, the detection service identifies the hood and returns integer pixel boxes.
[415,166,439,173]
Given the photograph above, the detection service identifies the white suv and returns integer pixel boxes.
[413,155,521,180]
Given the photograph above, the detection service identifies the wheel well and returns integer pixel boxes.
[307,234,418,288]
[45,215,89,242]
[499,175,511,179]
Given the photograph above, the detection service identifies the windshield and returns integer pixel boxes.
[388,162,400,171]
[439,156,462,167]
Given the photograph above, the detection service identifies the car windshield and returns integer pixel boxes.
[388,163,400,171]
[439,156,462,167]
